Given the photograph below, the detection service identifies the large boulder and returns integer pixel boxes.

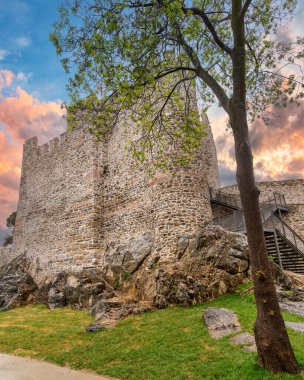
[48,269,110,309]
[0,255,38,311]
[48,272,68,309]
[0,257,114,312]
[186,225,249,275]
[152,265,243,309]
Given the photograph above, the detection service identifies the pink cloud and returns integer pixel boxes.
[0,70,66,228]
[250,103,304,154]
[0,70,15,91]
[0,86,66,143]
[209,101,304,186]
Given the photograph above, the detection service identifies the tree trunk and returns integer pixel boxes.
[230,0,300,374]
[231,113,300,374]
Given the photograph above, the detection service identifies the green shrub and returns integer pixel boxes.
[3,235,13,246]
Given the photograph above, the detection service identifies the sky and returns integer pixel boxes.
[0,1,303,229]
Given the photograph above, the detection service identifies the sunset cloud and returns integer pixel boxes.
[0,86,66,142]
[0,69,66,228]
[209,101,304,186]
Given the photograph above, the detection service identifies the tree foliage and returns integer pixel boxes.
[6,211,16,228]
[51,0,303,160]
[3,235,13,247]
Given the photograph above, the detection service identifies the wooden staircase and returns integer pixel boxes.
[210,188,304,274]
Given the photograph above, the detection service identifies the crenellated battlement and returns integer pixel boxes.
[24,130,79,154]
[49,137,59,151]
[39,142,50,154]
[23,136,38,153]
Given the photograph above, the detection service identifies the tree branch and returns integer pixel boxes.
[262,70,304,86]
[246,39,259,67]
[128,2,155,8]
[155,66,197,80]
[181,6,232,55]
[213,15,231,24]
[158,75,196,117]
[240,0,252,19]
[136,75,196,149]
[173,25,230,114]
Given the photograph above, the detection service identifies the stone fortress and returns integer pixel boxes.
[8,102,220,277]
[2,98,304,277]
[0,85,303,313]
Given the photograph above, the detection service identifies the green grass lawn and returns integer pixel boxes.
[0,287,304,380]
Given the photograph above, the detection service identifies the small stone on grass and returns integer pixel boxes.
[203,307,241,339]
[229,332,255,345]
[285,322,304,333]
[243,344,257,353]
[86,321,105,332]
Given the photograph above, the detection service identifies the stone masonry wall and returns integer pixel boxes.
[221,179,304,238]
[12,105,220,278]
[100,111,219,267]
[12,128,104,279]
[222,179,303,203]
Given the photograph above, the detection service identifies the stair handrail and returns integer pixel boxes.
[260,192,287,209]
[260,204,276,223]
[275,228,304,260]
[213,205,304,256]
[209,188,241,209]
[211,189,283,232]
[210,188,287,211]
[268,212,304,257]
[211,189,303,247]
[277,216,304,249]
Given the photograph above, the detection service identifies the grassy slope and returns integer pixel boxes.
[0,287,303,380]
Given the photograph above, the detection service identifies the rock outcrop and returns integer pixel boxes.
[275,270,304,317]
[0,255,38,311]
[47,269,111,310]
[0,225,250,322]
[139,225,250,308]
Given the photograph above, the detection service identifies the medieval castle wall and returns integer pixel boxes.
[222,179,304,238]
[10,108,220,277]
[12,128,104,276]
[8,72,302,277]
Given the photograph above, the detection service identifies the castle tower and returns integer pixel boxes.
[12,83,220,278]
[12,129,104,279]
